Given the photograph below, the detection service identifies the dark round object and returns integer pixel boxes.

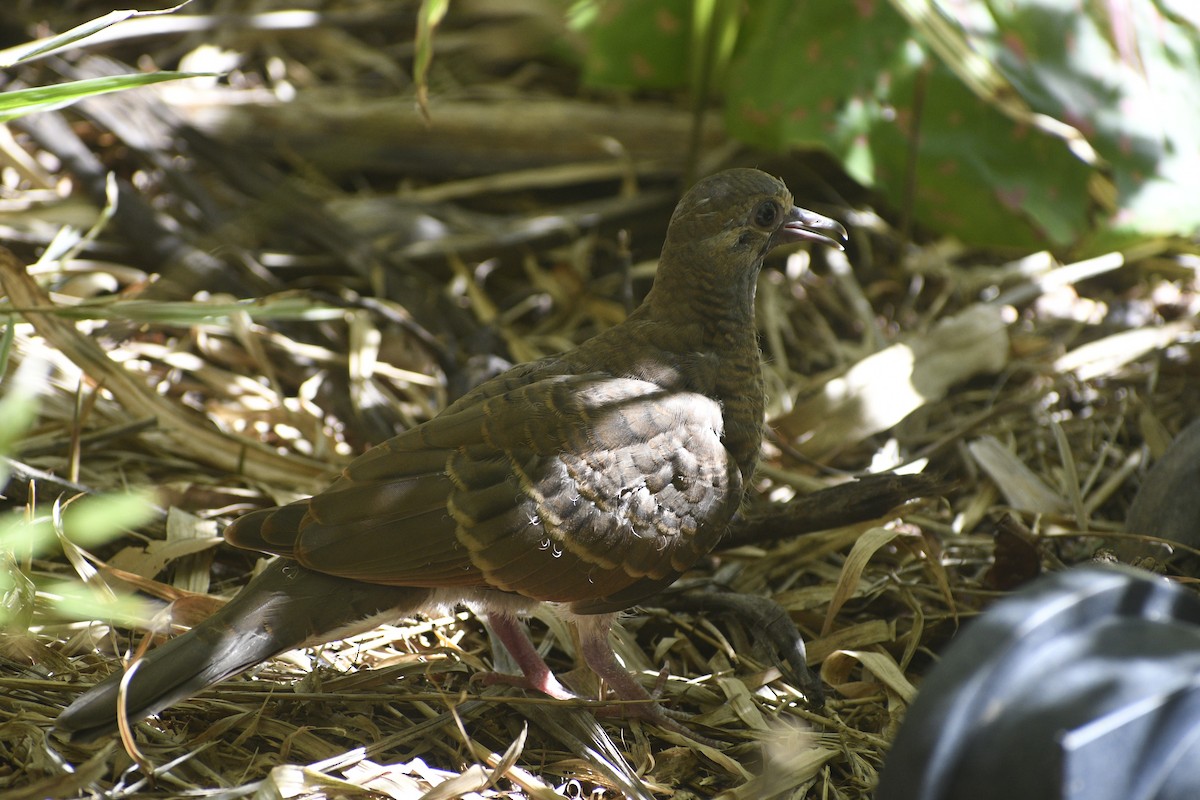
[876,564,1200,800]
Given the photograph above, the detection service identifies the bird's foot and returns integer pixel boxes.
[593,684,723,746]
[468,668,576,700]
[484,612,724,744]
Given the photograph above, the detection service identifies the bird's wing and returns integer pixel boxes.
[226,373,742,608]
[457,373,743,605]
[224,424,481,586]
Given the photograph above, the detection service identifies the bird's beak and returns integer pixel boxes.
[776,206,848,251]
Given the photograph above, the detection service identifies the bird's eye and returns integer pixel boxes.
[753,201,778,228]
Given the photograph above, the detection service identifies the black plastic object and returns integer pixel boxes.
[876,564,1200,800]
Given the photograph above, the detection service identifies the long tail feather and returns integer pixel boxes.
[56,559,431,741]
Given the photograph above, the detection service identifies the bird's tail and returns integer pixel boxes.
[55,558,431,742]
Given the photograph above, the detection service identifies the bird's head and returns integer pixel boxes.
[666,168,847,260]
[654,169,847,312]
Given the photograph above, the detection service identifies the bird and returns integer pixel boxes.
[55,168,847,742]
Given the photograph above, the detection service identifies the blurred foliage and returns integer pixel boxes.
[0,3,265,633]
[0,6,207,122]
[952,0,1200,251]
[0,72,206,123]
[0,353,158,630]
[414,0,450,120]
[0,8,161,66]
[572,0,1200,253]
[572,0,692,89]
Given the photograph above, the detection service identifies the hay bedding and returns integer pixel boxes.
[0,3,1197,798]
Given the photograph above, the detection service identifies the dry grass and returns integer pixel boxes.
[1,3,1198,798]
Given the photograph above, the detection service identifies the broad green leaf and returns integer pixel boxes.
[725,0,1092,249]
[872,62,1092,248]
[726,0,903,160]
[578,0,691,89]
[945,0,1200,249]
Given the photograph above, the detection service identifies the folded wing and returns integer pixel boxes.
[225,373,741,611]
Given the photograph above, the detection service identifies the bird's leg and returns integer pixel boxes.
[576,615,730,743]
[480,612,667,711]
[484,612,715,742]
[575,614,702,736]
[576,614,657,712]
[475,612,575,700]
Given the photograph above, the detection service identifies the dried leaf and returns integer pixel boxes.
[775,304,1012,457]
[1054,320,1193,381]
[823,527,901,636]
[968,436,1068,514]
[823,649,916,704]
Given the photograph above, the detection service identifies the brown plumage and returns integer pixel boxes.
[56,168,847,741]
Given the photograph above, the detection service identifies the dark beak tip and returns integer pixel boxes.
[781,216,849,251]
[829,226,849,251]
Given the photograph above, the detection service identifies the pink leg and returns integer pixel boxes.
[481,613,714,742]
[576,614,657,709]
[575,614,707,739]
[476,613,574,700]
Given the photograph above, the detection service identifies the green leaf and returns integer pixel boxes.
[578,0,691,89]
[880,63,1091,248]
[0,72,212,123]
[0,2,194,67]
[41,295,347,324]
[61,491,158,548]
[949,0,1200,248]
[0,358,48,468]
[0,515,56,560]
[42,579,158,627]
[725,0,1092,249]
[0,11,139,67]
[0,551,37,631]
[414,0,451,120]
[0,320,14,385]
